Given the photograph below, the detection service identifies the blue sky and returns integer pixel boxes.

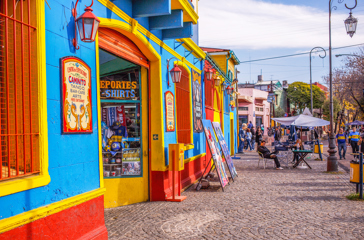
[198,0,364,86]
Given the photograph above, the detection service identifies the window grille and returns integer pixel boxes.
[0,0,39,180]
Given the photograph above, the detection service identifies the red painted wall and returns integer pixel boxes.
[0,196,108,240]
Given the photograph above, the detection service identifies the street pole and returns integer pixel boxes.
[309,47,326,115]
[327,0,357,172]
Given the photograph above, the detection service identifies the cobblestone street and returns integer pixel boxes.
[105,150,364,239]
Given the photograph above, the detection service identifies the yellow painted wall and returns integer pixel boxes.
[210,55,226,72]
[104,67,149,208]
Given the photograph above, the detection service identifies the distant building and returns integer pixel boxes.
[237,88,270,135]
[313,82,329,99]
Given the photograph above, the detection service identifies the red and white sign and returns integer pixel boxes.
[116,106,126,126]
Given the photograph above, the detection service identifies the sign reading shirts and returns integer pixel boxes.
[202,119,229,188]
[165,91,175,132]
[61,56,92,134]
[192,70,203,132]
[100,70,140,100]
[212,122,238,179]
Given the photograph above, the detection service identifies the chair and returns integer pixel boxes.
[258,151,276,169]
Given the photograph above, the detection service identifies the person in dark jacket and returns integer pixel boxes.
[251,127,256,150]
[258,140,283,170]
[238,124,246,153]
[256,128,263,150]
[274,127,281,142]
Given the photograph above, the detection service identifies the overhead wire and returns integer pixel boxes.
[240,43,364,63]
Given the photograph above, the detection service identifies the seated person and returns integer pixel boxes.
[293,139,304,163]
[258,140,283,170]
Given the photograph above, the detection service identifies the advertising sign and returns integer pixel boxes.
[202,119,229,188]
[192,70,203,132]
[61,56,92,134]
[100,70,140,100]
[165,91,175,132]
[212,122,238,179]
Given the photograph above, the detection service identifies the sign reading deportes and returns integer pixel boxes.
[61,56,92,134]
[100,70,140,100]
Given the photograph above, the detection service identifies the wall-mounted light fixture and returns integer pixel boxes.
[214,76,221,86]
[72,0,100,50]
[226,86,233,95]
[166,57,182,87]
[205,68,214,81]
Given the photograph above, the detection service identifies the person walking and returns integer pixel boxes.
[261,124,265,135]
[247,121,253,130]
[238,124,246,153]
[245,128,253,151]
[256,128,263,151]
[336,128,347,160]
[274,127,281,142]
[349,127,360,159]
[251,126,256,150]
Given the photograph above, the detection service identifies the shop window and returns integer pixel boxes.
[205,78,213,108]
[0,0,40,180]
[176,66,192,144]
[99,48,144,177]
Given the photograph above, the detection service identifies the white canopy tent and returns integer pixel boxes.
[272,108,329,127]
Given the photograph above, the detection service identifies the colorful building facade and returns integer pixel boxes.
[237,88,270,134]
[0,0,239,238]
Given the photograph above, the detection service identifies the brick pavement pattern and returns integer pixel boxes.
[105,150,364,239]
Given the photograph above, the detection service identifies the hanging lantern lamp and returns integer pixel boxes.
[72,0,100,50]
[344,11,358,38]
[214,76,221,86]
[205,68,214,81]
[170,64,182,84]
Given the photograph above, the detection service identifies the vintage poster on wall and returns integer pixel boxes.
[202,119,229,188]
[61,56,92,134]
[165,91,175,132]
[212,122,238,179]
[192,70,203,132]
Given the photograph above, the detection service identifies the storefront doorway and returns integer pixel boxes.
[256,116,263,129]
[98,28,149,208]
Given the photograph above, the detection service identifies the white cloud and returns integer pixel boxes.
[198,0,364,50]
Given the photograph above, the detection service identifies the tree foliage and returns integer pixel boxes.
[323,47,364,120]
[287,81,325,113]
[274,106,285,117]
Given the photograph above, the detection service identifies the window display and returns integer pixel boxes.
[102,102,141,177]
[99,48,143,178]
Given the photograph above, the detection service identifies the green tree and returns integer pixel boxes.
[287,82,325,113]
[274,106,285,117]
[322,98,342,123]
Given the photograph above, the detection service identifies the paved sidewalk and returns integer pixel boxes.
[105,150,364,239]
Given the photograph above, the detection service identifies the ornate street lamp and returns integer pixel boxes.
[344,12,358,38]
[327,0,358,172]
[166,57,182,87]
[72,0,100,50]
[205,68,214,81]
